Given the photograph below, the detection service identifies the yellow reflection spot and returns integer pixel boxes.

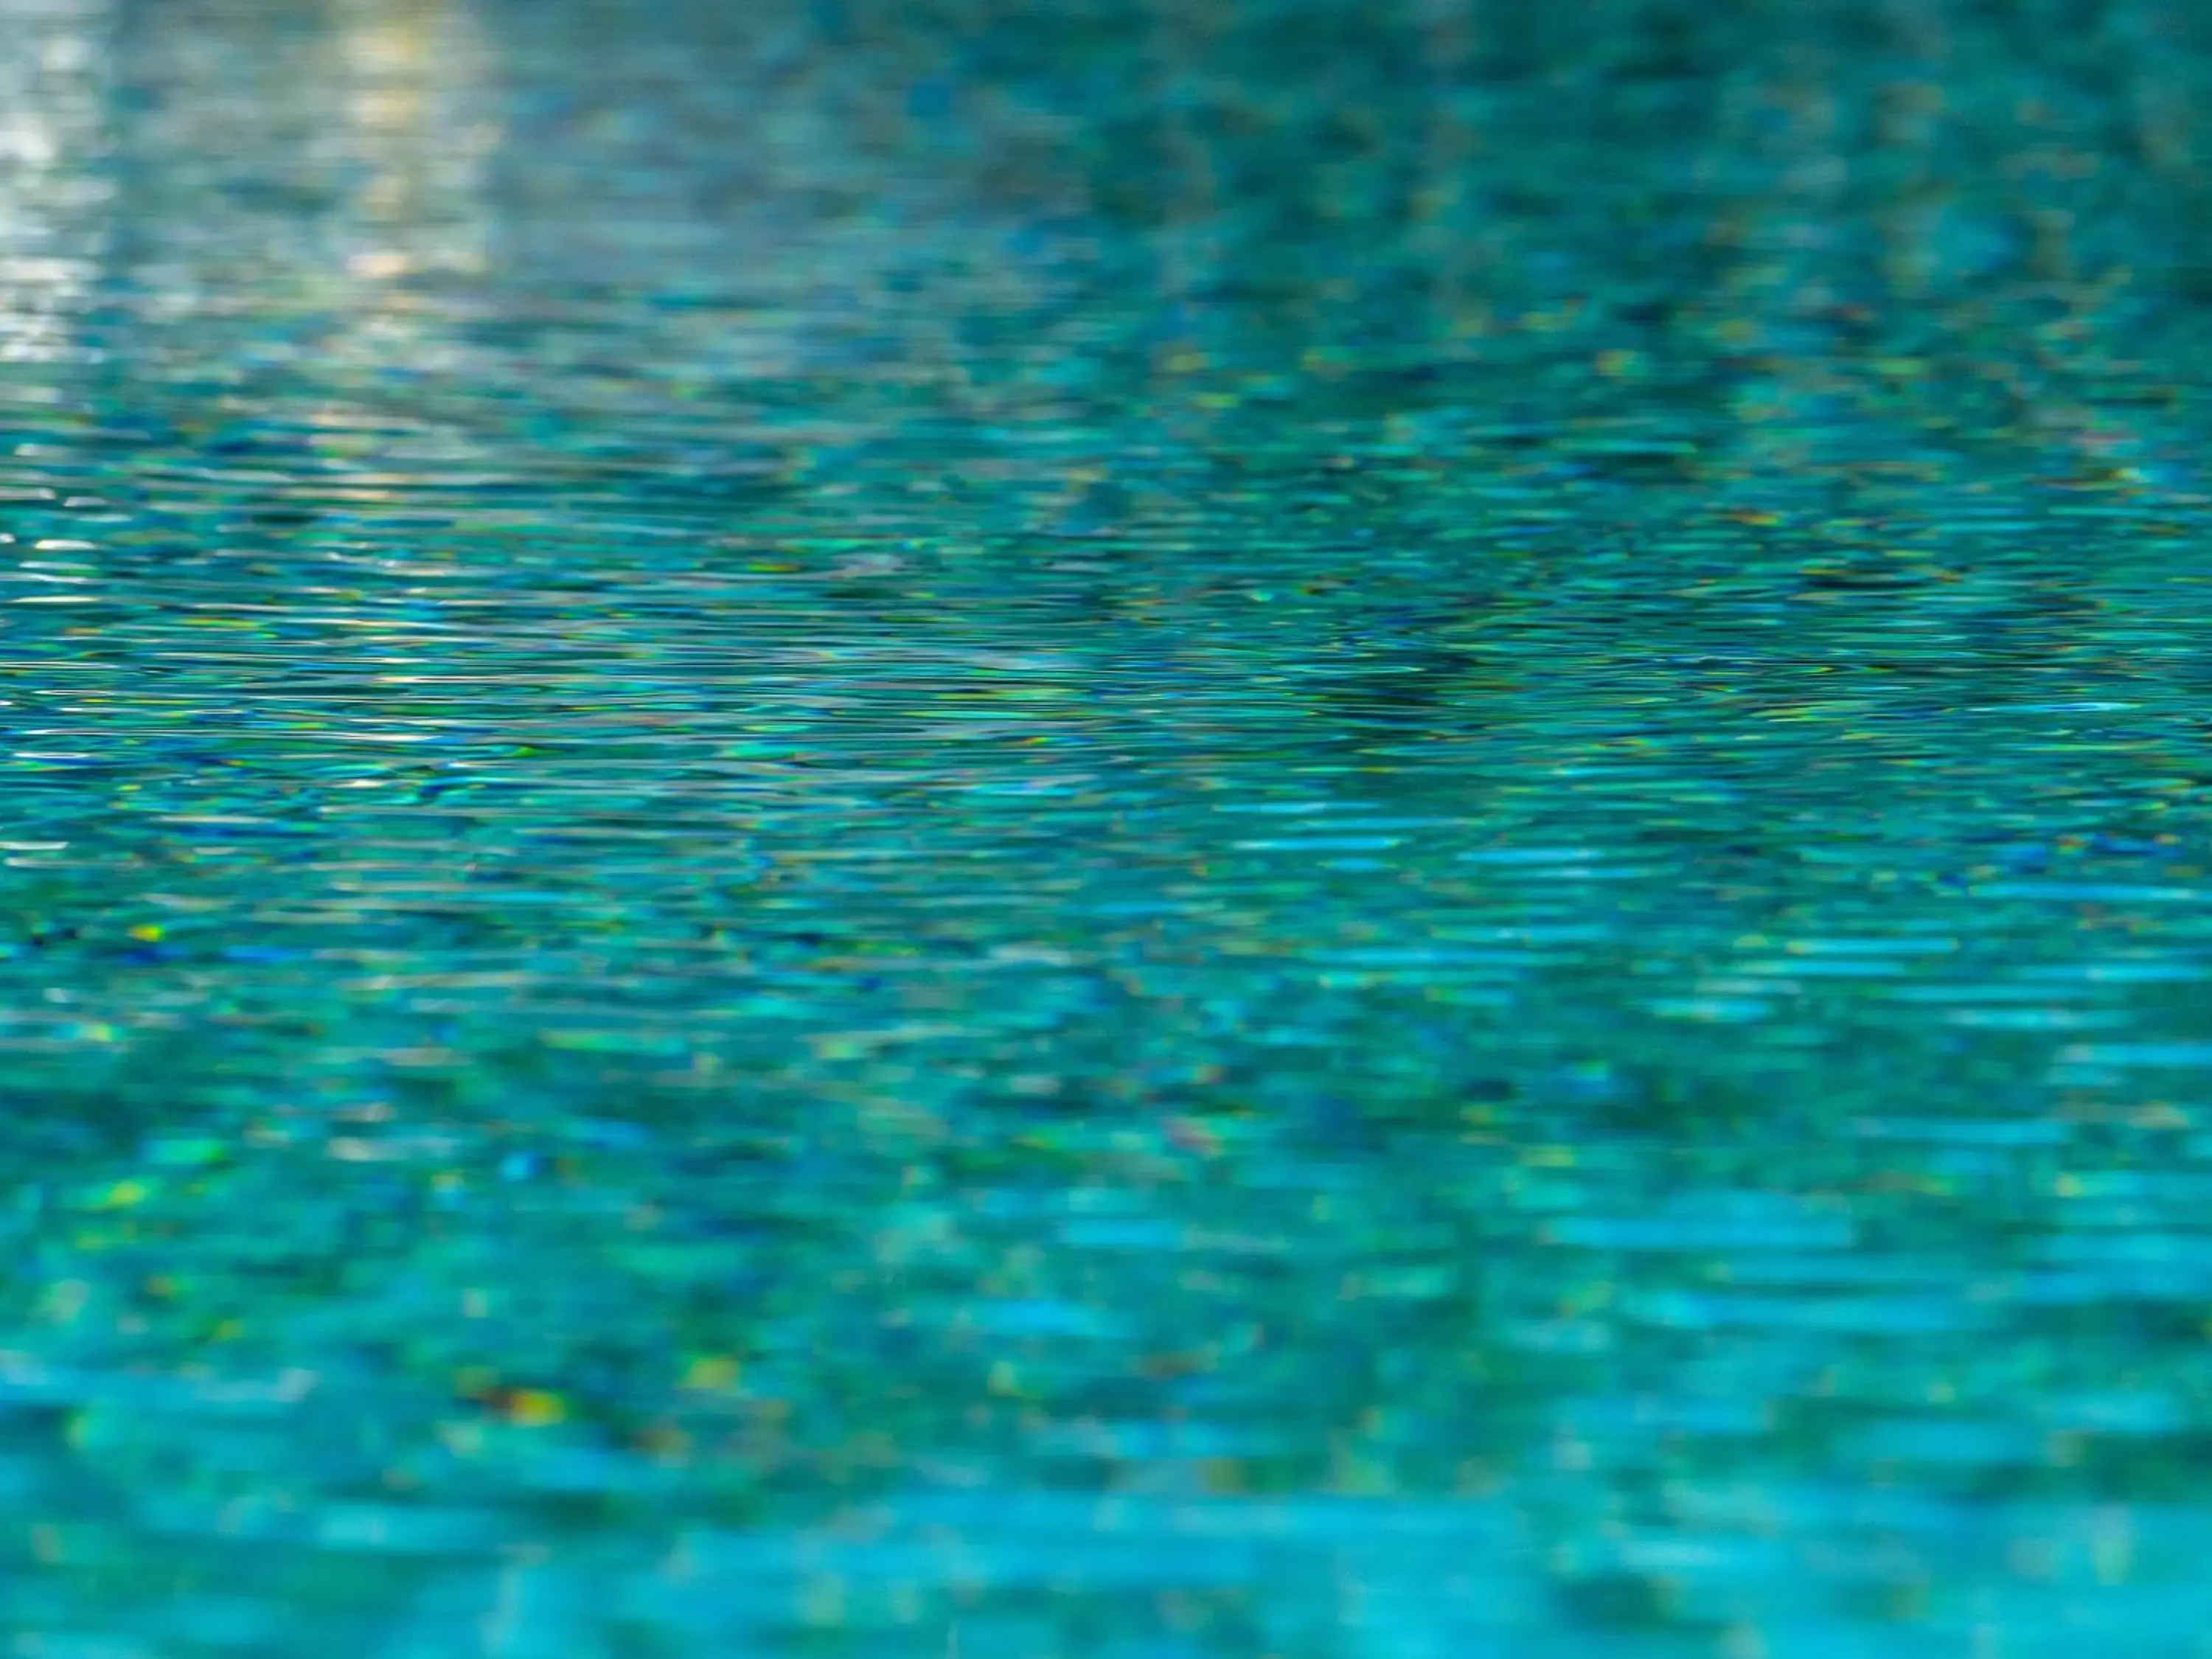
[501,1389,568,1427]
[91,1180,150,1210]
[127,925,162,942]
[679,1355,742,1392]
[347,250,414,279]
[1199,1458,1247,1495]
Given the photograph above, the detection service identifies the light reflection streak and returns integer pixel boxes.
[0,0,112,373]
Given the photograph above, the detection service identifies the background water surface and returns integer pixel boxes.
[7,0,2212,1653]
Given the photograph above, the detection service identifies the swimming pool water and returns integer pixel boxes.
[7,0,2212,1652]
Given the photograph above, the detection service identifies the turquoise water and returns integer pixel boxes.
[9,0,2212,1651]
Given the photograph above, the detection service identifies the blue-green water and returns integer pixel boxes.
[9,0,2212,1651]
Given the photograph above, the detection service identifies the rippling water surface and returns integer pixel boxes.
[11,0,2212,1652]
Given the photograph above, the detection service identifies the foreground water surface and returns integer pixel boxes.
[8,0,2212,1652]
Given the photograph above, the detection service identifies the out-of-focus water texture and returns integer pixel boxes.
[13,0,2212,1650]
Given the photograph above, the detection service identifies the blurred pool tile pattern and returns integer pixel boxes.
[13,0,2212,1651]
